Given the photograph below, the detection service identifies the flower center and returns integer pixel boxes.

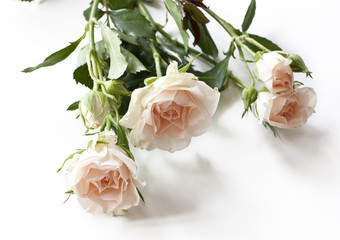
[160,105,180,121]
[278,101,300,121]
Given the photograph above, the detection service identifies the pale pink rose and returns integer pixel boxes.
[119,61,220,152]
[256,52,293,94]
[65,131,144,215]
[256,87,317,128]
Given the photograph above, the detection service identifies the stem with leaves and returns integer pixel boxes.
[203,8,256,59]
[87,0,104,90]
[137,0,217,65]
[227,71,247,89]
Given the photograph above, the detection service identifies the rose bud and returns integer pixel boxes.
[241,85,258,114]
[79,91,110,129]
[255,52,294,94]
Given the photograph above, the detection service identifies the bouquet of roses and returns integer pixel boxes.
[22,0,317,215]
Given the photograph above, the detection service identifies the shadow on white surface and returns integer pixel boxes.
[276,126,330,159]
[126,153,226,221]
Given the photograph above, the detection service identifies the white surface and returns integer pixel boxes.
[1,0,340,239]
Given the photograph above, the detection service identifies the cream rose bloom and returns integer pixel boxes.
[119,61,220,152]
[65,131,144,215]
[256,52,294,94]
[256,87,317,128]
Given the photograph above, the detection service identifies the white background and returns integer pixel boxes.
[1,0,340,239]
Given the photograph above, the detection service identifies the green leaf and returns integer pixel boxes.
[117,31,139,45]
[242,0,256,32]
[110,9,155,39]
[183,4,209,24]
[246,33,282,53]
[120,72,149,90]
[164,0,189,52]
[194,53,231,90]
[101,25,128,79]
[190,24,218,58]
[179,53,201,73]
[159,39,187,56]
[106,0,136,10]
[119,145,135,161]
[83,3,105,21]
[67,101,80,111]
[144,76,159,86]
[22,31,87,73]
[76,41,108,67]
[121,48,147,74]
[73,65,93,89]
[115,124,129,150]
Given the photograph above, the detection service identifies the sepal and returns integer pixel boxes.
[241,85,258,117]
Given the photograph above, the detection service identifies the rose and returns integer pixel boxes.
[255,52,294,94]
[79,91,109,129]
[119,61,220,152]
[256,87,317,128]
[65,131,144,215]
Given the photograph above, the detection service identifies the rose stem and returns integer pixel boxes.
[149,40,163,77]
[136,0,217,65]
[236,45,255,87]
[203,8,256,59]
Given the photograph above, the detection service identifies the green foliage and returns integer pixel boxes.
[247,33,282,53]
[179,53,201,73]
[164,0,189,52]
[83,2,105,21]
[73,65,93,89]
[114,124,129,150]
[194,51,232,90]
[23,31,87,73]
[183,4,209,24]
[101,25,128,79]
[242,0,256,32]
[110,9,155,39]
[121,48,148,74]
[189,24,218,58]
[106,0,136,10]
[144,76,159,86]
[117,31,139,46]
[67,101,80,111]
[73,41,107,89]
